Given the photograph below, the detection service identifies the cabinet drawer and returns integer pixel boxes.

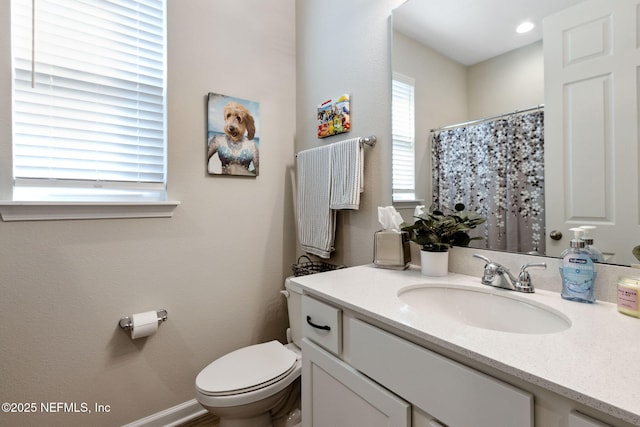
[302,295,342,355]
[569,411,611,427]
[347,318,533,427]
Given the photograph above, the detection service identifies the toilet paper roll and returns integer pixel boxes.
[131,311,159,339]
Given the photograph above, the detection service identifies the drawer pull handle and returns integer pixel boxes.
[306,315,331,331]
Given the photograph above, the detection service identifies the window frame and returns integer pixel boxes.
[392,73,418,204]
[1,0,178,221]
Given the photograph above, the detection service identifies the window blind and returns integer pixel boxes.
[392,75,416,201]
[11,0,166,199]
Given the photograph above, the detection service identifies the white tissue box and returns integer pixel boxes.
[373,230,411,269]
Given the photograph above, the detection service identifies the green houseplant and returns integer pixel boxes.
[402,203,485,275]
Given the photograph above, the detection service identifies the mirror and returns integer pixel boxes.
[392,0,636,266]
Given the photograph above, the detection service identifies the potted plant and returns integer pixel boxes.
[402,203,485,276]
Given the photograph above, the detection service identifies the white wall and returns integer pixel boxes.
[0,1,296,426]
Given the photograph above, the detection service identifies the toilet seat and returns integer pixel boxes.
[196,340,297,397]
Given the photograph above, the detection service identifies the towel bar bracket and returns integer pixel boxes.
[359,136,376,146]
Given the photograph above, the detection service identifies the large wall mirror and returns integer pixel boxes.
[392,0,640,267]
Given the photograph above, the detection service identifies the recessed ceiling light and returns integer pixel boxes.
[516,21,535,34]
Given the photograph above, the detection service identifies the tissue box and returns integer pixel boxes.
[373,230,411,269]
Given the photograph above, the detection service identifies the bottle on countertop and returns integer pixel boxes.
[560,228,596,303]
[579,225,605,263]
[617,276,640,318]
[560,227,583,258]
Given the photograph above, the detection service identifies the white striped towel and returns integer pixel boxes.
[329,137,363,210]
[296,145,335,258]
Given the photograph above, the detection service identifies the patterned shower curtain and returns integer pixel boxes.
[431,110,545,254]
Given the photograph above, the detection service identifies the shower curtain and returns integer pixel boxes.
[431,110,545,255]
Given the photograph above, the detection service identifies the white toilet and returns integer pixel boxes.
[195,278,303,427]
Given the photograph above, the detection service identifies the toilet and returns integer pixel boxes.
[195,278,303,427]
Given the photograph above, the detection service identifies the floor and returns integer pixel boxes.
[178,411,302,427]
[178,413,218,427]
[180,380,300,427]
[177,413,304,427]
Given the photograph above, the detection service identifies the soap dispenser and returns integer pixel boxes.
[560,228,596,303]
[579,225,605,263]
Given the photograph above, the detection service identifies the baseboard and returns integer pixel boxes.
[121,399,208,427]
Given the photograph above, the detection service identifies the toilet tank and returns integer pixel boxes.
[284,278,303,347]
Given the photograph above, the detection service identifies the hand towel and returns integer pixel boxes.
[296,145,335,258]
[329,137,363,210]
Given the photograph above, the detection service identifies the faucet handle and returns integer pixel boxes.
[473,253,492,264]
[520,262,547,274]
[516,262,547,293]
[473,253,504,274]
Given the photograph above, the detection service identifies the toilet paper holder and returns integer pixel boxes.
[119,309,168,331]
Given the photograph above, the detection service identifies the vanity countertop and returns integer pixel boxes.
[291,264,640,426]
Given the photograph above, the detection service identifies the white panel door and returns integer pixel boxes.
[301,338,410,427]
[544,0,640,265]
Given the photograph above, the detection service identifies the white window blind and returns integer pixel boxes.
[392,74,416,202]
[11,0,166,201]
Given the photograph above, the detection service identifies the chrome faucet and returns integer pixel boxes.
[473,254,546,293]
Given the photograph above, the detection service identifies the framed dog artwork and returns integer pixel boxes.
[207,92,260,177]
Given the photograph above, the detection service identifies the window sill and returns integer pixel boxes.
[0,201,180,221]
[392,199,425,210]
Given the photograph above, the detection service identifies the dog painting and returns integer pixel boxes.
[207,93,260,176]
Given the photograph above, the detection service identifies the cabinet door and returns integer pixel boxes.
[301,338,410,427]
[348,318,533,427]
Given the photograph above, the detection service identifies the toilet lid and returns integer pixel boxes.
[196,340,297,396]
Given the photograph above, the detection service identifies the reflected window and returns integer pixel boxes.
[392,73,416,202]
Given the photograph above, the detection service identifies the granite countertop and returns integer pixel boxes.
[291,264,640,426]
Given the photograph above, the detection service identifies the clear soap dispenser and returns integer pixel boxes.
[560,228,596,303]
[560,227,584,258]
[579,225,605,263]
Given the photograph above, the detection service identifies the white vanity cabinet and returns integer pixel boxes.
[301,294,533,427]
[294,265,639,427]
[300,292,630,427]
[301,295,411,426]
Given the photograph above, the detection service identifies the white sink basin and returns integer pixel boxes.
[398,284,571,334]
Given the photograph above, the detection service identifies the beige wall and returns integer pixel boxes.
[468,41,544,119]
[0,1,296,426]
[296,0,405,267]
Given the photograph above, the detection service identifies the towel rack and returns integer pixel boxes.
[296,135,377,157]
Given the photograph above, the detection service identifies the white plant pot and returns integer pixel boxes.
[420,250,449,277]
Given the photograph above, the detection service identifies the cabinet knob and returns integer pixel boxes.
[550,230,563,241]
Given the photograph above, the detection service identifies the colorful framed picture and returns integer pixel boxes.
[317,94,351,139]
[207,92,260,176]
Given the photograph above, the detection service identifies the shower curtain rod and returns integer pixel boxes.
[430,104,544,133]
